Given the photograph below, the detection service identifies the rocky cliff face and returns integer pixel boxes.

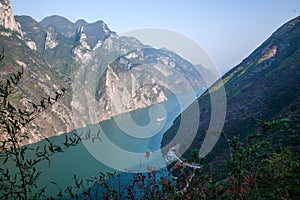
[94,47,206,120]
[0,0,22,35]
[0,0,75,144]
[94,64,168,120]
[0,28,74,144]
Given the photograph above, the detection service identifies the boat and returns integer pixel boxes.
[156,117,165,122]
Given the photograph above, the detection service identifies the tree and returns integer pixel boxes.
[0,50,81,199]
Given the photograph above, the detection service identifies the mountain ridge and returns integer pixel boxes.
[40,15,115,48]
[1,0,214,145]
[162,15,300,164]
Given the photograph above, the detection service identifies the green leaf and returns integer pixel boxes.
[50,181,58,185]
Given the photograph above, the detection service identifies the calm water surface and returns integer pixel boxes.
[2,90,204,197]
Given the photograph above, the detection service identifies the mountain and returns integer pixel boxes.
[0,1,73,143]
[40,15,114,47]
[16,16,214,125]
[0,0,214,144]
[162,15,300,164]
[15,15,80,75]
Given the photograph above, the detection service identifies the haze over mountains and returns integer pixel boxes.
[0,0,214,144]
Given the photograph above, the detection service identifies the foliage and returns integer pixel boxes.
[258,148,300,199]
[166,118,299,200]
[73,117,298,199]
[0,52,81,199]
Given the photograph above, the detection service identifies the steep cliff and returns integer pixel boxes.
[0,0,22,35]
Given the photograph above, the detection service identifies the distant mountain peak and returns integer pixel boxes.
[75,19,87,25]
[40,15,113,48]
[40,15,73,24]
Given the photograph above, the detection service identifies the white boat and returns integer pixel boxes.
[156,117,165,122]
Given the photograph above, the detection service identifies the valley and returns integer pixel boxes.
[1,0,300,199]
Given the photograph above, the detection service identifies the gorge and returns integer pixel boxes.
[1,0,300,199]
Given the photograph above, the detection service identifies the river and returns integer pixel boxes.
[1,89,204,198]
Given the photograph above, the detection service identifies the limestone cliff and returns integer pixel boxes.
[0,0,22,35]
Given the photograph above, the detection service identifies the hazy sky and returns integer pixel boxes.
[10,0,300,74]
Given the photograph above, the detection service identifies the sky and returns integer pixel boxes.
[10,0,300,74]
